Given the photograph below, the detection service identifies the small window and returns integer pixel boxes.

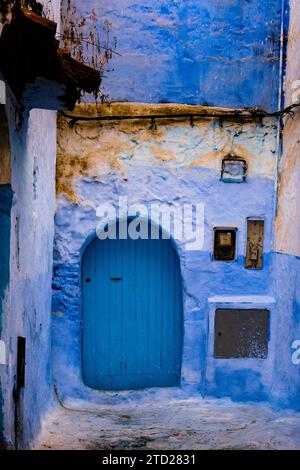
[221,157,247,183]
[214,309,269,359]
[213,228,237,261]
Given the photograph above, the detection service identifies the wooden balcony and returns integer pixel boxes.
[0,4,101,110]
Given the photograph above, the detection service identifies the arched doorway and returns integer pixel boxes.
[81,220,183,390]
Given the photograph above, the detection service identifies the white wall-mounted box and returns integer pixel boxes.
[0,340,6,365]
[0,80,6,104]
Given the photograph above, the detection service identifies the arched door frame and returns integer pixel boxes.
[79,216,185,389]
[52,207,203,404]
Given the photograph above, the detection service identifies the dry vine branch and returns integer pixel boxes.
[60,0,117,102]
[0,0,116,102]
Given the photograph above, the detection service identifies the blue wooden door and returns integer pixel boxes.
[82,221,183,390]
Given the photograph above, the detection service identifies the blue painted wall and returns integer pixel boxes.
[51,1,300,412]
[52,113,279,404]
[0,98,57,448]
[52,167,276,403]
[0,185,12,445]
[271,254,300,410]
[0,186,12,337]
[273,0,300,411]
[73,0,284,111]
[51,0,300,412]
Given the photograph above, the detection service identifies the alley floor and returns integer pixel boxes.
[33,389,300,450]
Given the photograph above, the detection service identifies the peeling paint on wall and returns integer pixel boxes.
[0,88,58,449]
[271,0,300,411]
[53,102,279,405]
[2,0,300,450]
[57,103,278,205]
[275,0,300,257]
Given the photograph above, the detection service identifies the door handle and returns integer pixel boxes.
[110,277,122,282]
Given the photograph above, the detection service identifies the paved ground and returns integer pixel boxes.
[34,390,300,450]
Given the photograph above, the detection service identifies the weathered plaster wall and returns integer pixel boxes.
[53,103,279,404]
[275,0,300,257]
[73,0,284,111]
[0,90,13,446]
[0,0,61,448]
[271,254,300,409]
[52,0,298,413]
[56,104,278,203]
[0,184,12,444]
[0,92,57,449]
[272,0,300,410]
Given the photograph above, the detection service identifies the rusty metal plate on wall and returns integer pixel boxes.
[245,219,264,269]
[214,309,269,359]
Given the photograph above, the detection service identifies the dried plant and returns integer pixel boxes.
[60,0,117,102]
[1,1,116,101]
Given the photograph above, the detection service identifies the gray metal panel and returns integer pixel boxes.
[214,309,269,358]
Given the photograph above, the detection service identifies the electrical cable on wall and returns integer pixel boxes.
[60,102,300,127]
